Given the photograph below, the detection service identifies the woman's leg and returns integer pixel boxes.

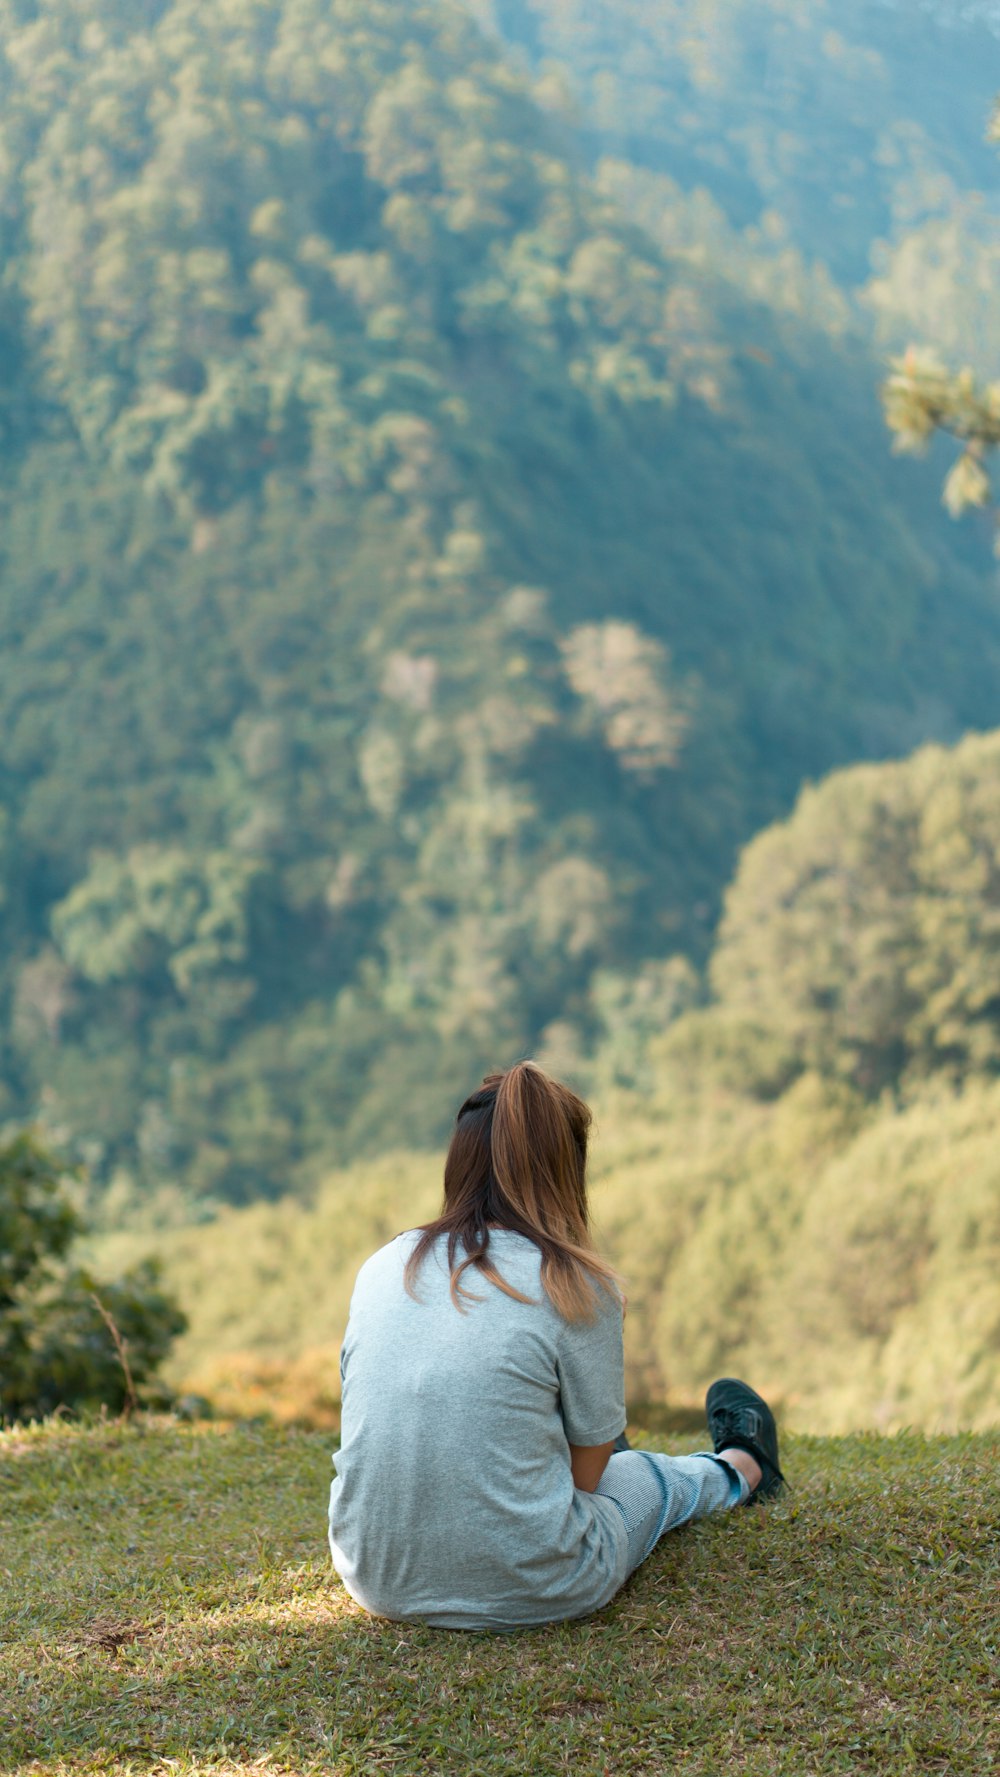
[597,1379,783,1579]
[595,1448,750,1576]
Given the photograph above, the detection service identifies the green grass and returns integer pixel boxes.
[2,1421,998,1776]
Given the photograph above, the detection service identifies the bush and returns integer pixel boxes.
[0,1132,186,1423]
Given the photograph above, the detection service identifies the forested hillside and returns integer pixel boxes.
[2,0,1000,1217]
[474,0,1000,366]
[105,731,1000,1433]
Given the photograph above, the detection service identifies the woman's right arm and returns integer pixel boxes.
[558,1283,626,1489]
[568,1439,616,1493]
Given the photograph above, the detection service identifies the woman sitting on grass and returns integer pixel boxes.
[328,1061,784,1630]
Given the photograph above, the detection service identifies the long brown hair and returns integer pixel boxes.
[404,1061,621,1322]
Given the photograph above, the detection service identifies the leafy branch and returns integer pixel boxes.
[881,100,1000,545]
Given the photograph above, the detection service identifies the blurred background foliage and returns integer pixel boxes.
[1,0,999,1426]
[94,735,1000,1433]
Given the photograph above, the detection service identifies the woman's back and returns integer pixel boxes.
[328,1228,629,1629]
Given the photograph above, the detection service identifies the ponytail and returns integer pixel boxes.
[404,1061,621,1321]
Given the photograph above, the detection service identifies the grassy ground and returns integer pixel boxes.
[2,1421,997,1776]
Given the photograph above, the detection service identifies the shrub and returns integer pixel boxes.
[0,1132,186,1423]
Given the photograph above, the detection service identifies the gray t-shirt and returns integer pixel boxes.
[328,1229,629,1629]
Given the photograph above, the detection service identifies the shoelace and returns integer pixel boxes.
[713,1405,764,1443]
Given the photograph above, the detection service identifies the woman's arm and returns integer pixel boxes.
[568,1439,616,1493]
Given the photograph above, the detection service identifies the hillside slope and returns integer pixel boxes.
[91,1068,1000,1435]
[3,0,1000,1203]
[91,729,1000,1434]
[473,0,1000,291]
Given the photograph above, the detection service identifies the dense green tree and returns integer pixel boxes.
[0,1131,186,1422]
[710,730,1000,1096]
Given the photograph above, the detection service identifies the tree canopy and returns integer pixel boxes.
[2,0,1000,1205]
[0,1131,186,1422]
[711,729,1000,1095]
[144,726,1000,1433]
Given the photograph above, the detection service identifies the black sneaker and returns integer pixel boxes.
[705,1377,786,1499]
